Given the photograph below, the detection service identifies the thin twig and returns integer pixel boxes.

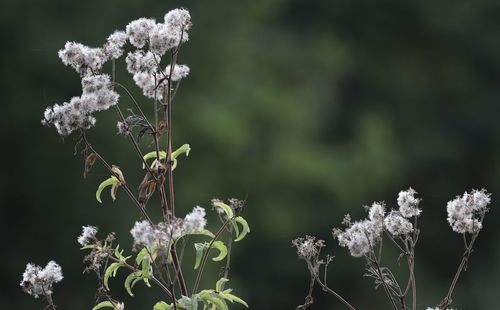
[81,133,152,223]
[192,217,233,294]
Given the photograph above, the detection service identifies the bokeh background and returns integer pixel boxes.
[2,0,500,309]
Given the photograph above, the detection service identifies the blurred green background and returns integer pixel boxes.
[2,0,500,309]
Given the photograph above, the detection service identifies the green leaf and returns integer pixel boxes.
[153,301,172,310]
[80,244,97,250]
[188,229,215,238]
[194,242,206,269]
[220,293,249,308]
[91,301,115,310]
[211,241,228,262]
[205,296,228,310]
[215,278,229,292]
[103,262,122,290]
[96,176,120,203]
[143,145,190,171]
[124,272,140,296]
[177,296,199,310]
[143,151,166,163]
[233,217,250,242]
[135,248,149,265]
[212,201,233,218]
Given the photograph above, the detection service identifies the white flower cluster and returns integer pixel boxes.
[20,261,63,298]
[77,225,98,246]
[131,206,207,248]
[447,189,491,234]
[125,9,191,99]
[43,8,192,136]
[384,188,421,236]
[42,74,119,135]
[397,188,422,217]
[335,189,422,257]
[292,235,320,259]
[336,202,385,257]
[384,211,413,236]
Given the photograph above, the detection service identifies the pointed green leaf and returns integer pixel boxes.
[103,262,122,290]
[215,278,229,292]
[135,248,149,265]
[96,176,120,203]
[188,229,215,238]
[194,242,207,269]
[142,151,166,169]
[220,293,249,308]
[211,241,227,262]
[172,144,191,159]
[124,272,140,296]
[153,301,172,310]
[234,216,250,242]
[206,296,228,310]
[91,301,115,310]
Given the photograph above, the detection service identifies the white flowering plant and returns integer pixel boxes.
[293,188,491,310]
[22,8,250,310]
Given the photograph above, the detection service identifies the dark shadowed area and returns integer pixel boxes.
[2,0,500,309]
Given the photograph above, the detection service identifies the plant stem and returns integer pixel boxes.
[371,256,398,310]
[192,217,233,294]
[81,133,152,223]
[314,274,356,310]
[439,213,485,309]
[107,255,173,298]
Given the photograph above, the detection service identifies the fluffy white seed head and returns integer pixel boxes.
[165,64,190,81]
[384,211,413,236]
[397,188,422,218]
[42,97,97,136]
[149,23,181,55]
[126,18,156,48]
[130,220,158,248]
[77,225,98,246]
[58,42,107,75]
[447,189,490,234]
[81,74,119,111]
[292,235,319,259]
[164,8,192,31]
[126,50,157,74]
[132,71,162,99]
[183,206,207,233]
[20,261,63,298]
[368,202,385,222]
[336,218,383,258]
[104,31,128,59]
[42,74,118,136]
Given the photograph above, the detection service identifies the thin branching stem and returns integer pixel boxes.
[112,82,155,131]
[192,217,233,294]
[439,212,486,309]
[313,271,356,310]
[107,255,173,298]
[81,133,152,223]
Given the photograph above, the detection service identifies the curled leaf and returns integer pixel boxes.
[91,301,115,310]
[96,176,120,203]
[234,217,250,242]
[211,241,228,262]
